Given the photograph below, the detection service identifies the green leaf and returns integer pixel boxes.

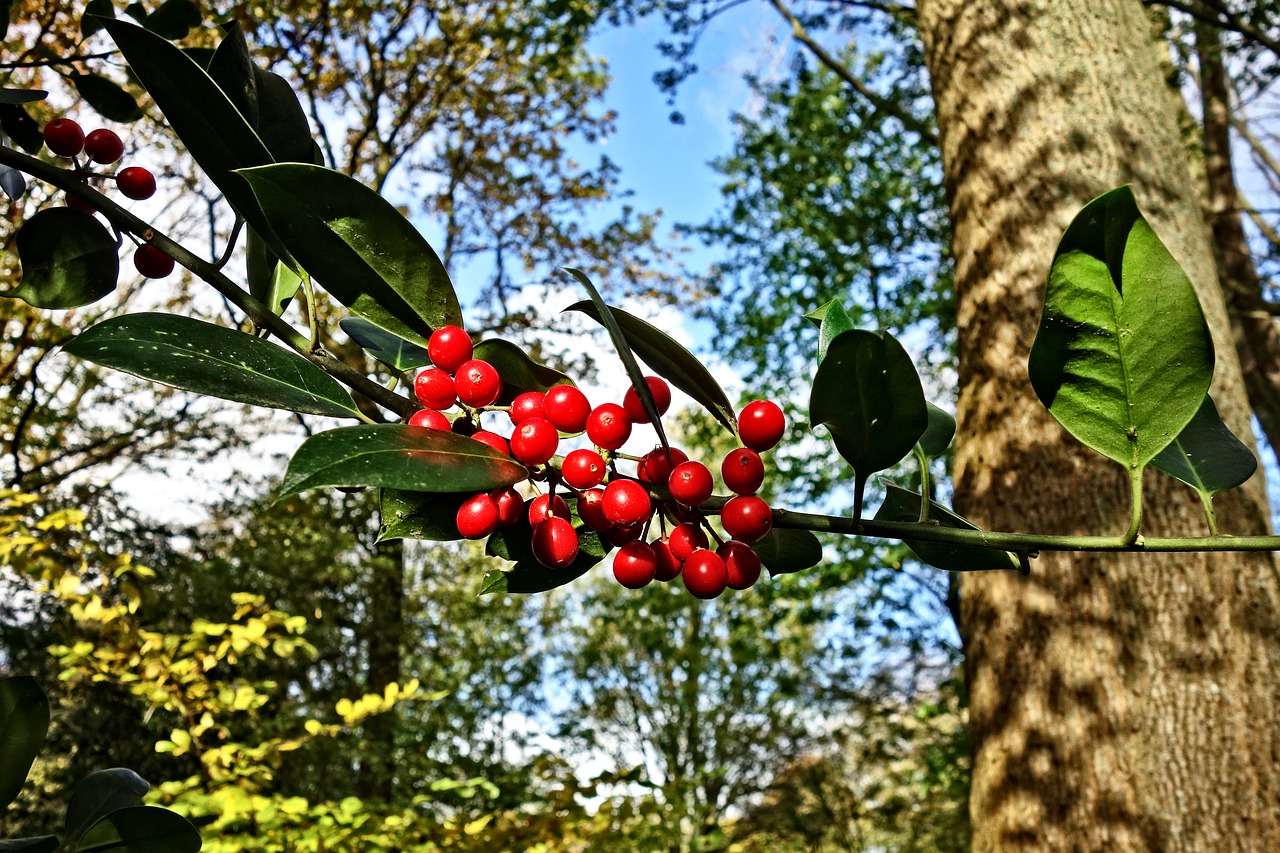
[205,21,257,126]
[80,0,113,37]
[141,0,200,40]
[0,163,25,202]
[245,228,299,317]
[1151,394,1257,496]
[253,67,315,163]
[377,488,467,542]
[0,676,49,811]
[62,313,362,418]
[810,329,928,486]
[69,74,141,122]
[472,339,573,405]
[63,769,149,848]
[122,2,146,24]
[0,0,11,40]
[0,837,58,852]
[237,163,462,345]
[753,528,823,576]
[482,517,603,594]
[1028,186,1214,473]
[340,318,430,372]
[918,402,956,458]
[74,805,200,853]
[0,89,47,104]
[874,483,1020,572]
[7,208,118,309]
[804,299,854,364]
[0,104,42,153]
[565,298,737,433]
[277,425,527,499]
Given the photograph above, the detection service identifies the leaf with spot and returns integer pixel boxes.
[377,488,467,542]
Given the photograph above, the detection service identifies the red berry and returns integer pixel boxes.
[622,376,672,422]
[510,417,559,466]
[532,517,578,569]
[651,537,684,581]
[414,367,456,410]
[470,430,510,457]
[492,487,525,527]
[408,408,450,430]
[544,385,591,433]
[721,447,764,495]
[602,479,652,527]
[528,493,571,526]
[83,128,124,164]
[682,549,728,599]
[116,166,156,200]
[638,447,689,485]
[613,541,658,589]
[720,495,773,543]
[669,522,709,560]
[43,118,84,157]
[455,359,502,407]
[586,403,631,450]
[576,489,612,531]
[668,460,713,507]
[738,400,785,452]
[456,492,499,539]
[133,244,174,278]
[718,541,762,590]
[601,522,644,546]
[509,391,547,425]
[428,325,473,373]
[561,448,606,489]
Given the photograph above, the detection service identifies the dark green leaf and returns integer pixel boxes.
[483,517,602,594]
[253,68,314,163]
[377,488,467,542]
[7,208,118,309]
[0,676,49,811]
[245,228,299,317]
[80,0,113,37]
[74,805,200,853]
[142,0,199,40]
[918,402,955,458]
[1,104,46,154]
[69,74,141,123]
[472,339,572,405]
[62,313,362,418]
[123,3,146,23]
[0,837,58,852]
[565,299,737,433]
[0,164,26,202]
[1028,186,1214,473]
[754,528,823,576]
[0,0,11,40]
[810,328,928,478]
[341,318,430,372]
[804,299,854,364]
[206,21,257,126]
[277,425,527,499]
[238,163,462,345]
[1152,394,1257,496]
[874,483,1019,572]
[63,769,148,848]
[180,47,216,69]
[0,89,47,104]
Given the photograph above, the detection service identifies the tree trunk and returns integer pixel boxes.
[356,538,404,801]
[914,1,1280,849]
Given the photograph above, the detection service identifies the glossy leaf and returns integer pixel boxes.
[206,21,257,125]
[69,74,141,122]
[341,318,431,372]
[1028,186,1213,473]
[74,805,201,853]
[1152,394,1257,496]
[804,299,854,364]
[377,488,467,542]
[277,425,527,499]
[918,402,956,458]
[142,0,199,39]
[0,103,42,153]
[810,328,928,479]
[7,208,118,309]
[753,528,824,576]
[0,837,58,852]
[0,676,49,811]
[0,89,47,104]
[238,163,461,345]
[246,228,299,317]
[63,769,148,848]
[80,0,114,38]
[482,517,603,594]
[473,339,573,405]
[63,313,362,418]
[565,298,737,433]
[874,483,1019,572]
[254,68,315,163]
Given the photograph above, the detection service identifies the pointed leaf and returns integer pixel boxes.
[0,89,47,104]
[63,768,148,848]
[62,313,362,418]
[0,104,43,153]
[8,208,118,309]
[277,425,526,499]
[1152,394,1257,495]
[69,74,141,122]
[874,483,1019,572]
[754,528,824,576]
[238,163,462,345]
[377,488,467,542]
[245,228,299,316]
[205,21,257,128]
[483,517,603,594]
[565,298,737,433]
[80,0,114,38]
[472,339,573,405]
[810,329,928,476]
[0,837,58,852]
[0,163,25,201]
[74,805,200,853]
[1028,186,1214,472]
[0,676,49,811]
[918,402,956,458]
[341,318,430,372]
[254,68,315,163]
[804,299,854,364]
[142,0,200,40]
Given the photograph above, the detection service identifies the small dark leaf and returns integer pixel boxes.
[754,528,823,576]
[123,2,147,23]
[0,89,47,104]
[341,317,430,372]
[8,208,118,309]
[69,74,141,123]
[277,425,527,499]
[0,163,26,201]
[483,517,602,594]
[803,299,854,364]
[1,103,45,153]
[0,0,11,40]
[74,805,201,852]
[1152,394,1257,496]
[0,676,49,811]
[80,0,114,37]
[0,837,59,852]
[918,402,956,458]
[141,0,200,40]
[63,768,149,848]
[377,488,467,542]
[874,483,1019,572]
[472,339,572,405]
[253,67,314,163]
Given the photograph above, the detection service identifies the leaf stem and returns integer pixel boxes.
[1197,489,1221,536]
[915,445,931,524]
[1123,466,1144,546]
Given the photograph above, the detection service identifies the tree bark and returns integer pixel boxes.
[914,1,1280,849]
[356,538,404,801]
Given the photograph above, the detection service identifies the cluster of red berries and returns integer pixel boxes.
[43,118,171,280]
[409,325,787,600]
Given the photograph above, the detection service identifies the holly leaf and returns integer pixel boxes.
[341,317,431,372]
[472,338,573,404]
[803,299,854,364]
[377,488,467,542]
[73,805,200,852]
[874,483,1020,572]
[63,769,149,848]
[69,73,141,122]
[7,208,118,309]
[0,676,49,811]
[142,0,200,40]
[754,528,823,576]
[918,402,956,458]
[0,103,42,153]
[482,517,603,594]
[1151,394,1257,496]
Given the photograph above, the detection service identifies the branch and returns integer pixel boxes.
[1146,0,1280,57]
